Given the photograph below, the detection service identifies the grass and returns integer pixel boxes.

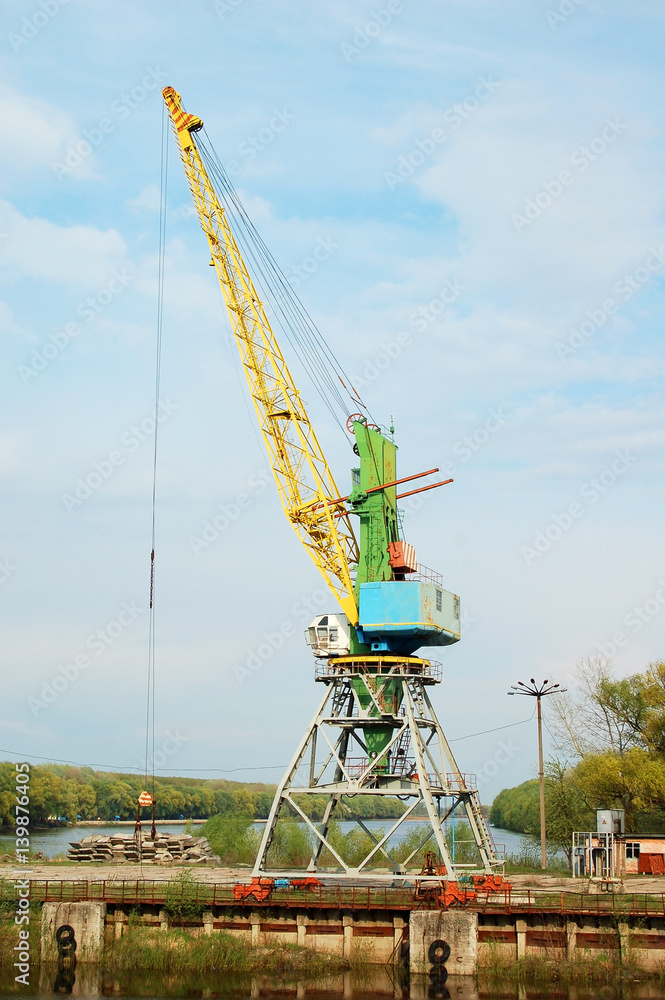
[477,944,664,987]
[105,926,350,977]
[0,919,19,968]
[504,860,572,875]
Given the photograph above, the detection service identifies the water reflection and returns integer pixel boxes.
[0,967,660,999]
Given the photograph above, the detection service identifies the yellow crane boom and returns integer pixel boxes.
[163,87,359,623]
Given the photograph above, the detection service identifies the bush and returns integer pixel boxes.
[265,820,313,868]
[199,814,258,864]
[164,870,204,919]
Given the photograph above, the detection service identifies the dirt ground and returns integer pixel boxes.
[0,861,245,883]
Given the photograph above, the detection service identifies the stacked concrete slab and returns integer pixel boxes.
[66,831,219,865]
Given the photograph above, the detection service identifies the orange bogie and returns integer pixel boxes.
[440,884,477,908]
[439,875,511,908]
[290,877,323,892]
[471,874,512,896]
[233,877,275,902]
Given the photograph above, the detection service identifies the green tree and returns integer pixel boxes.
[233,789,255,816]
[200,814,257,864]
[549,656,647,759]
[489,779,540,833]
[543,760,594,862]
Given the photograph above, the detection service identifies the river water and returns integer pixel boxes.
[0,822,533,861]
[0,965,655,998]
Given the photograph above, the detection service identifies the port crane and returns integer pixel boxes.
[163,87,500,881]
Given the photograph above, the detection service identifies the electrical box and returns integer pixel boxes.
[597,809,625,835]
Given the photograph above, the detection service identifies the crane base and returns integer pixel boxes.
[252,659,500,881]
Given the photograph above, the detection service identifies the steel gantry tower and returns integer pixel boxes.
[164,86,500,882]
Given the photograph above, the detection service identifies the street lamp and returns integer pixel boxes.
[508,678,566,870]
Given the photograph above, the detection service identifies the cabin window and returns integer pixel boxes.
[329,628,338,643]
[435,589,442,611]
[454,596,460,618]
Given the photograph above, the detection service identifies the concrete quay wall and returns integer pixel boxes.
[34,900,665,972]
[413,910,665,974]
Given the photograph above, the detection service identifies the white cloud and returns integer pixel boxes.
[127,184,161,213]
[0,85,78,180]
[0,200,127,288]
[411,82,665,309]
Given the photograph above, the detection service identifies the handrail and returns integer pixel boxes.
[6,879,665,916]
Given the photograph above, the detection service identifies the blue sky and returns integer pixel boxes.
[2,0,664,804]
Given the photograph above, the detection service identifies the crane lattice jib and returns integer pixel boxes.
[163,87,359,624]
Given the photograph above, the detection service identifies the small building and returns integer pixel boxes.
[573,810,665,877]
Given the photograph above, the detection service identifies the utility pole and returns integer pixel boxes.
[508,679,566,870]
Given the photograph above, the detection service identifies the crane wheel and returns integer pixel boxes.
[346,413,367,432]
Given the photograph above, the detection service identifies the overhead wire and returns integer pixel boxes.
[0,716,537,775]
[142,104,169,813]
[197,133,351,407]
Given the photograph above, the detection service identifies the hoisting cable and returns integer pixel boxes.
[140,102,169,851]
[199,142,351,428]
[196,131,377,431]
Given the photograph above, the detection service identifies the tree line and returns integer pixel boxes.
[490,657,665,861]
[0,763,405,826]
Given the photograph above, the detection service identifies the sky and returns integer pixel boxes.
[1,0,664,807]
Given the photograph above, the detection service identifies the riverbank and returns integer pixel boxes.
[0,918,351,977]
[478,952,665,987]
[66,818,207,827]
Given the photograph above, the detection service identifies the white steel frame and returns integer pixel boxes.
[253,661,500,882]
